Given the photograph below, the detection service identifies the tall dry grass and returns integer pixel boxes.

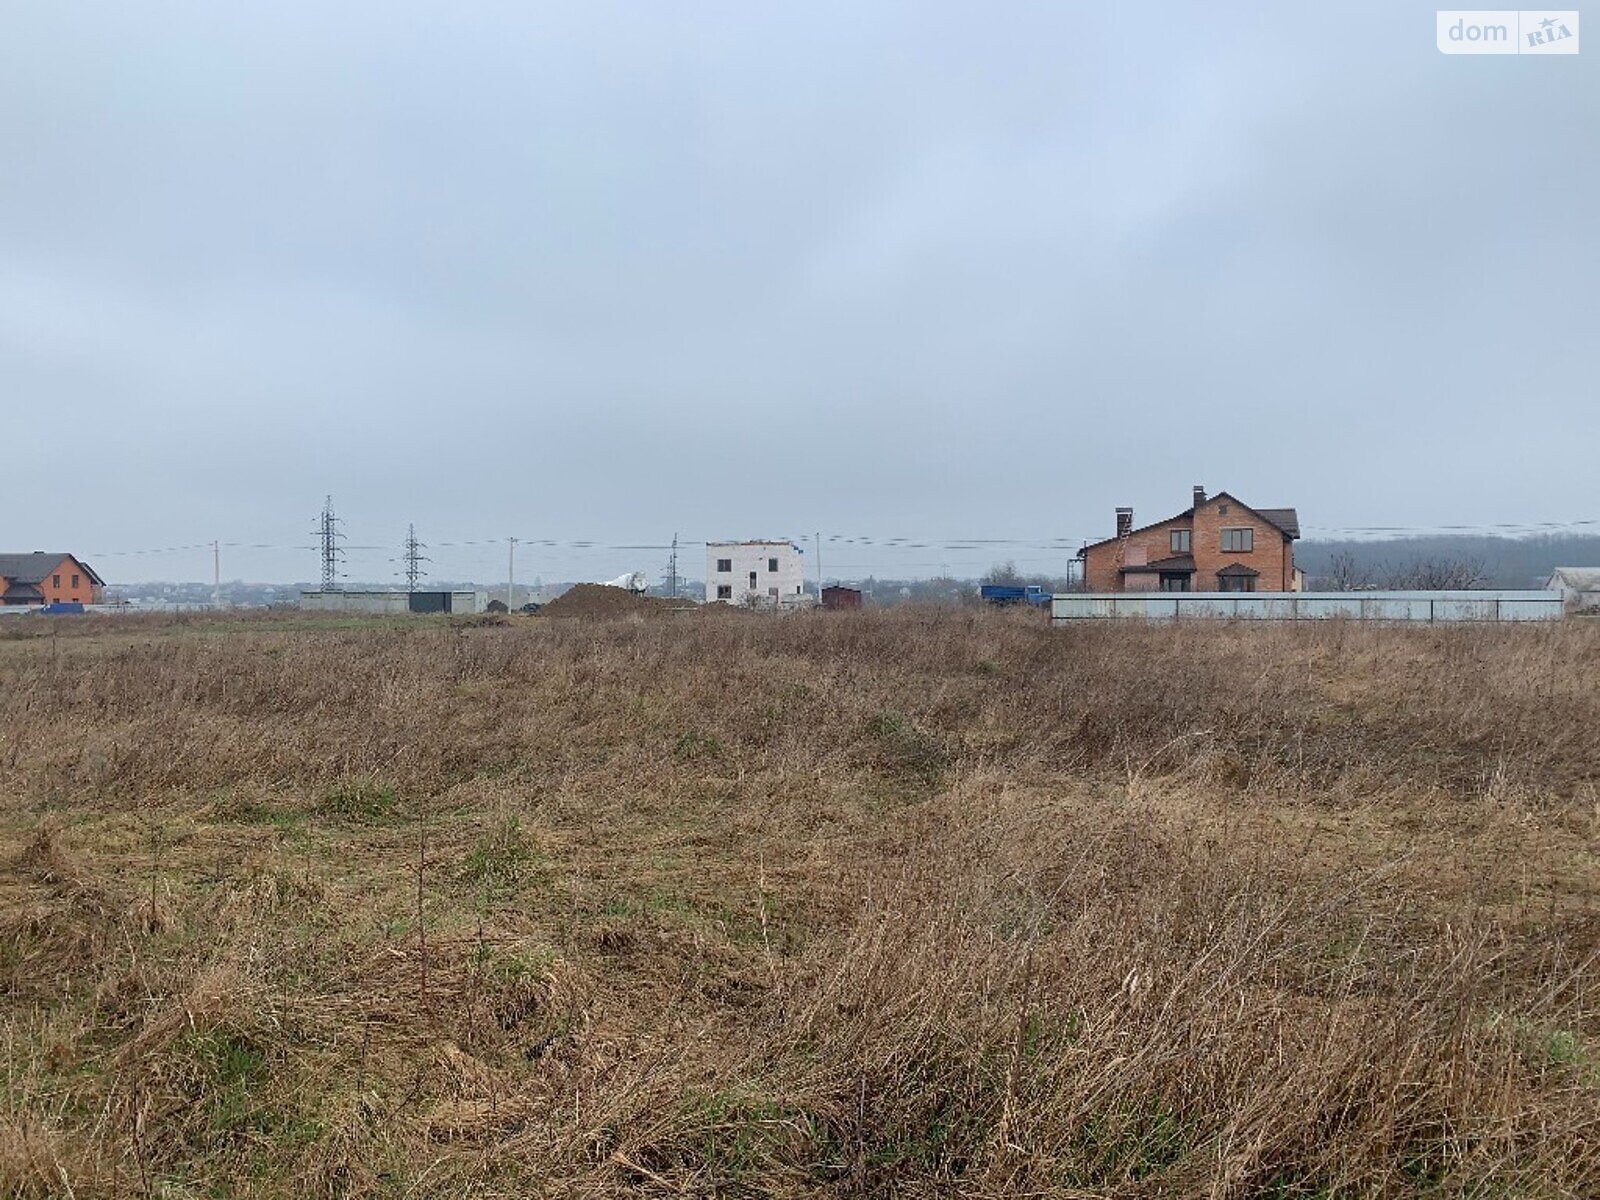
[0,609,1596,1197]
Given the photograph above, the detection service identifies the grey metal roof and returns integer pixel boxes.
[1,581,43,600]
[0,552,104,586]
[1217,562,1261,577]
[1547,568,1600,590]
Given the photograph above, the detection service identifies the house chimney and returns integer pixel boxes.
[1193,485,1206,509]
[1115,507,1133,539]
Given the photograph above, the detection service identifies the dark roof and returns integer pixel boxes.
[1080,492,1300,552]
[2,582,43,600]
[1121,554,1195,574]
[0,552,103,586]
[1255,508,1300,538]
[1216,562,1260,577]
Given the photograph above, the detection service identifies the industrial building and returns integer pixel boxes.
[298,590,484,615]
[705,540,808,607]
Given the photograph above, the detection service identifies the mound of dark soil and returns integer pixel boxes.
[540,583,697,619]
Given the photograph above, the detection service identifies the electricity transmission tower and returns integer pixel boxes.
[402,524,428,595]
[317,495,345,591]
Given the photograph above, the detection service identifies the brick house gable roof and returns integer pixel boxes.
[1079,493,1300,554]
[1254,508,1301,539]
[0,553,105,587]
[1216,562,1261,577]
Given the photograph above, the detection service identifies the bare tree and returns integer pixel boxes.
[1383,556,1488,590]
[981,561,1026,587]
[1322,550,1373,592]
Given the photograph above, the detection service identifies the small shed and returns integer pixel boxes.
[1545,568,1600,612]
[821,585,863,611]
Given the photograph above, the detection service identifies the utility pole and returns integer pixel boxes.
[669,533,679,598]
[212,540,221,610]
[403,525,428,595]
[815,532,822,599]
[507,537,518,610]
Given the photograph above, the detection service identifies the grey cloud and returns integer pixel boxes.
[3,1,1595,583]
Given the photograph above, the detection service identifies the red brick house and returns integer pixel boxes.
[1078,488,1299,593]
[0,553,105,606]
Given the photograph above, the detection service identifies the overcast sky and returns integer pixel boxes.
[3,2,1595,585]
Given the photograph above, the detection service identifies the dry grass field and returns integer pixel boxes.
[1,608,1597,1198]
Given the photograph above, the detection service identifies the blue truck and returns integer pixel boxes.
[979,584,1051,607]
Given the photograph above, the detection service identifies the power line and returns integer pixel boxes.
[80,515,1600,573]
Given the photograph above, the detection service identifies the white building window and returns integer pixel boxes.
[716,558,732,572]
[717,584,732,600]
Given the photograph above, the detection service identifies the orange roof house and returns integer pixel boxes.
[0,553,105,606]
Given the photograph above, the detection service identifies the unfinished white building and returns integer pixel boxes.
[705,540,807,607]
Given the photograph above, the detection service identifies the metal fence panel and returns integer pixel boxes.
[1432,598,1497,621]
[1182,597,1237,619]
[1051,590,1562,624]
[1293,596,1362,619]
[1360,597,1430,621]
[1130,596,1180,619]
[1498,597,1559,621]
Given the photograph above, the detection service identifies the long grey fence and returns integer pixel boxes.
[1050,590,1563,624]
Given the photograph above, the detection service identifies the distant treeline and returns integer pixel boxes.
[1295,534,1599,589]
